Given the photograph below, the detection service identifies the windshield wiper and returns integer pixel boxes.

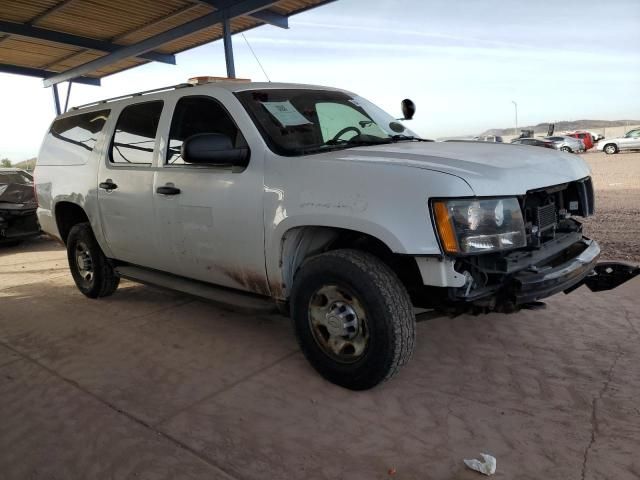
[325,137,392,147]
[299,137,392,155]
[390,134,431,142]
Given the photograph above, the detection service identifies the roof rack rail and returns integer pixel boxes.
[70,83,194,111]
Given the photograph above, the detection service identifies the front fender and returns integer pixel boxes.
[263,153,475,298]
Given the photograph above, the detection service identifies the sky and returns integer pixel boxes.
[1,0,639,161]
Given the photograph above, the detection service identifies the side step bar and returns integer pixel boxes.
[115,265,277,314]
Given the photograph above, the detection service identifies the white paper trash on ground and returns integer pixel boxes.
[463,453,497,476]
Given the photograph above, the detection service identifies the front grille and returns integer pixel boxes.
[536,203,557,233]
[523,178,592,248]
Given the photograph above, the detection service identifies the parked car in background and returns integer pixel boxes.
[0,168,39,246]
[595,128,640,154]
[510,138,556,149]
[565,131,593,150]
[476,135,504,143]
[544,136,585,153]
[586,131,604,142]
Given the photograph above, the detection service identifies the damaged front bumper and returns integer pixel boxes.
[580,261,640,293]
[449,237,639,311]
[0,206,40,242]
[513,238,599,303]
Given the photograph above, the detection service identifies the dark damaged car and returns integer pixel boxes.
[0,169,40,245]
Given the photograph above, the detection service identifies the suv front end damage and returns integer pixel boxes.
[431,177,638,312]
[0,170,40,244]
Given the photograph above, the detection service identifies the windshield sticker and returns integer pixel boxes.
[261,101,312,127]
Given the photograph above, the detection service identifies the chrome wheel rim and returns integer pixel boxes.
[308,285,369,363]
[605,145,615,154]
[75,242,94,285]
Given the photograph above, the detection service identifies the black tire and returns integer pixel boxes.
[291,249,416,390]
[604,143,618,155]
[560,146,572,153]
[66,222,119,298]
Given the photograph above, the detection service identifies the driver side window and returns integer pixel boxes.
[316,102,387,142]
[167,96,246,165]
[626,129,640,138]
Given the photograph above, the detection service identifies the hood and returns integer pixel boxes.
[322,141,591,196]
[0,182,36,206]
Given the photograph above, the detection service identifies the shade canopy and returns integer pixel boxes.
[0,0,335,86]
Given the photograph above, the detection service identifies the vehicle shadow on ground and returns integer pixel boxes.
[0,235,63,255]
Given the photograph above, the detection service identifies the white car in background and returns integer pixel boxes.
[596,128,640,154]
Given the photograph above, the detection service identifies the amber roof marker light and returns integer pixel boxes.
[433,201,459,254]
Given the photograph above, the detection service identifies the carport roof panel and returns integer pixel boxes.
[0,0,333,81]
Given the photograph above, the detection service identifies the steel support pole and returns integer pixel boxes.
[52,84,61,115]
[63,80,73,112]
[223,17,236,78]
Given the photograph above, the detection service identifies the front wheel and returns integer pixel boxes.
[291,249,416,390]
[604,144,618,155]
[67,222,120,298]
[560,146,572,153]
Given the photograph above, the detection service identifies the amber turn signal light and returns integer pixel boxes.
[433,201,459,254]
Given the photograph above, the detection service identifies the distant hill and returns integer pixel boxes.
[481,120,640,137]
[12,158,36,171]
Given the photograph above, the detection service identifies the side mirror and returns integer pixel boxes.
[401,99,416,120]
[181,133,249,167]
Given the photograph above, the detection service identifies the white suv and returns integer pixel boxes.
[595,128,640,154]
[35,80,636,389]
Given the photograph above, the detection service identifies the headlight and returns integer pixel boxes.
[432,197,526,254]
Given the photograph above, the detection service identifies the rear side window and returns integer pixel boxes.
[166,96,245,165]
[111,101,163,165]
[0,171,32,185]
[50,110,110,153]
[39,109,110,166]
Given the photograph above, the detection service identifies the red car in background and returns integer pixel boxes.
[565,131,593,150]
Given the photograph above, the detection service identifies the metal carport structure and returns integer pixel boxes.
[0,0,335,114]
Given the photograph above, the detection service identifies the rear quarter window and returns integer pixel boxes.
[0,172,33,185]
[38,109,111,166]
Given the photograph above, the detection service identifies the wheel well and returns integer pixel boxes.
[55,202,89,244]
[280,226,423,300]
[604,143,617,150]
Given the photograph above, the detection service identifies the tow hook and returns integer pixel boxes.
[566,261,640,294]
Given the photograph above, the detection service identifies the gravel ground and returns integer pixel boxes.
[580,151,640,263]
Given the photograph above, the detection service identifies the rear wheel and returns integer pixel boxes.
[604,144,618,155]
[66,222,119,298]
[291,249,416,390]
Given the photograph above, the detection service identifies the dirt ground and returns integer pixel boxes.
[580,151,640,263]
[1,235,640,479]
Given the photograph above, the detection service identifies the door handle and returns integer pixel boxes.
[156,185,181,195]
[99,180,118,190]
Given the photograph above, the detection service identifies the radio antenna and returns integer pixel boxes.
[241,33,271,82]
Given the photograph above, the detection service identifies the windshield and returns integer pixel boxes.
[235,89,419,156]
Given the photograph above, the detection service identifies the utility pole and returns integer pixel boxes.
[511,100,518,136]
